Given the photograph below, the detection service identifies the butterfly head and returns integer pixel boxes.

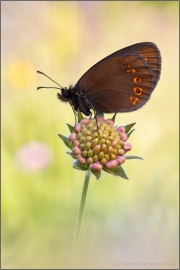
[57,87,72,102]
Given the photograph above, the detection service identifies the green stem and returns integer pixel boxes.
[71,170,91,268]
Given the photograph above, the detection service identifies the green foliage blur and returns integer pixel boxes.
[2,1,179,269]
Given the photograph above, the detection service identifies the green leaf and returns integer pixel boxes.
[57,134,73,149]
[66,123,75,133]
[111,112,117,122]
[73,160,88,171]
[90,169,101,180]
[102,165,129,180]
[127,128,135,138]
[66,152,76,159]
[78,111,83,122]
[124,122,136,134]
[125,155,144,160]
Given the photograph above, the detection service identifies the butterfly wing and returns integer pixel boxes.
[75,42,161,113]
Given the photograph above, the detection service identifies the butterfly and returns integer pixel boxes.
[37,42,161,117]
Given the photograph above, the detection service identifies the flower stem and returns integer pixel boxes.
[71,170,91,268]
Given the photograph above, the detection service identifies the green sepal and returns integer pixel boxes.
[102,165,129,180]
[94,111,104,118]
[127,128,135,138]
[124,122,136,134]
[125,155,143,160]
[66,152,76,159]
[73,160,88,171]
[57,134,73,149]
[66,123,75,133]
[111,113,117,122]
[78,111,83,123]
[90,169,101,180]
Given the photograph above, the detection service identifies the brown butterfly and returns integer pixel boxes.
[37,42,161,116]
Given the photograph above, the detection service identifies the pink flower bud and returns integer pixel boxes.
[69,133,77,141]
[89,162,102,172]
[105,119,114,125]
[116,126,125,133]
[106,160,118,169]
[80,118,89,125]
[116,156,125,165]
[97,115,105,122]
[120,132,127,141]
[72,146,81,155]
[118,149,125,156]
[74,124,81,133]
[77,155,86,165]
[123,142,132,152]
[73,140,80,146]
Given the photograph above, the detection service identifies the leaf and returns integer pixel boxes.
[90,169,101,180]
[102,165,129,180]
[111,112,117,122]
[78,111,83,122]
[124,122,136,134]
[125,155,144,160]
[102,166,118,177]
[66,152,76,159]
[57,134,73,149]
[66,123,75,133]
[73,160,88,171]
[127,128,135,138]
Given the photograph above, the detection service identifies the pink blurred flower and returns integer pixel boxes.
[16,141,52,172]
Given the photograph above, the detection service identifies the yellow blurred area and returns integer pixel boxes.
[7,60,35,89]
[2,1,179,269]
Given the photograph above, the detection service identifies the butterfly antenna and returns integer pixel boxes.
[37,86,62,90]
[37,71,62,90]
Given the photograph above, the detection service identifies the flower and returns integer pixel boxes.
[69,116,131,169]
[16,141,52,172]
[58,113,142,180]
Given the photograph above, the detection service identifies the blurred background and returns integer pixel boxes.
[1,1,179,269]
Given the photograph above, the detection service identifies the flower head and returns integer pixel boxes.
[58,113,142,180]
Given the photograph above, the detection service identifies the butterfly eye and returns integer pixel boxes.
[133,87,143,95]
[133,77,142,83]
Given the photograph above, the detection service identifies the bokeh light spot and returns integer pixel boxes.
[7,60,34,90]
